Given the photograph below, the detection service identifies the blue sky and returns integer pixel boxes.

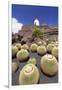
[12,4,58,26]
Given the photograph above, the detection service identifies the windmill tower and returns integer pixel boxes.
[34,18,40,26]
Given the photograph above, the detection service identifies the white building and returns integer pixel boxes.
[34,18,40,26]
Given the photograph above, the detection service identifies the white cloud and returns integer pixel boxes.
[34,18,40,26]
[12,18,23,33]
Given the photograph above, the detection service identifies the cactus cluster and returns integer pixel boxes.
[12,40,58,85]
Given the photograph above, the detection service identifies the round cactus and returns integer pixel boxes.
[17,49,29,61]
[37,41,46,46]
[37,45,47,55]
[40,54,58,76]
[50,41,56,45]
[12,46,18,57]
[52,46,58,58]
[12,62,18,73]
[15,43,21,50]
[27,58,37,65]
[37,41,43,46]
[30,43,38,52]
[54,41,58,47]
[47,43,55,53]
[21,44,29,51]
[19,64,39,85]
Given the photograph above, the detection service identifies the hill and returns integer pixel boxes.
[12,25,58,45]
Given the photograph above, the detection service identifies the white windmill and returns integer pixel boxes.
[34,18,40,26]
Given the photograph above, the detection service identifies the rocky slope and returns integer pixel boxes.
[12,25,58,45]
